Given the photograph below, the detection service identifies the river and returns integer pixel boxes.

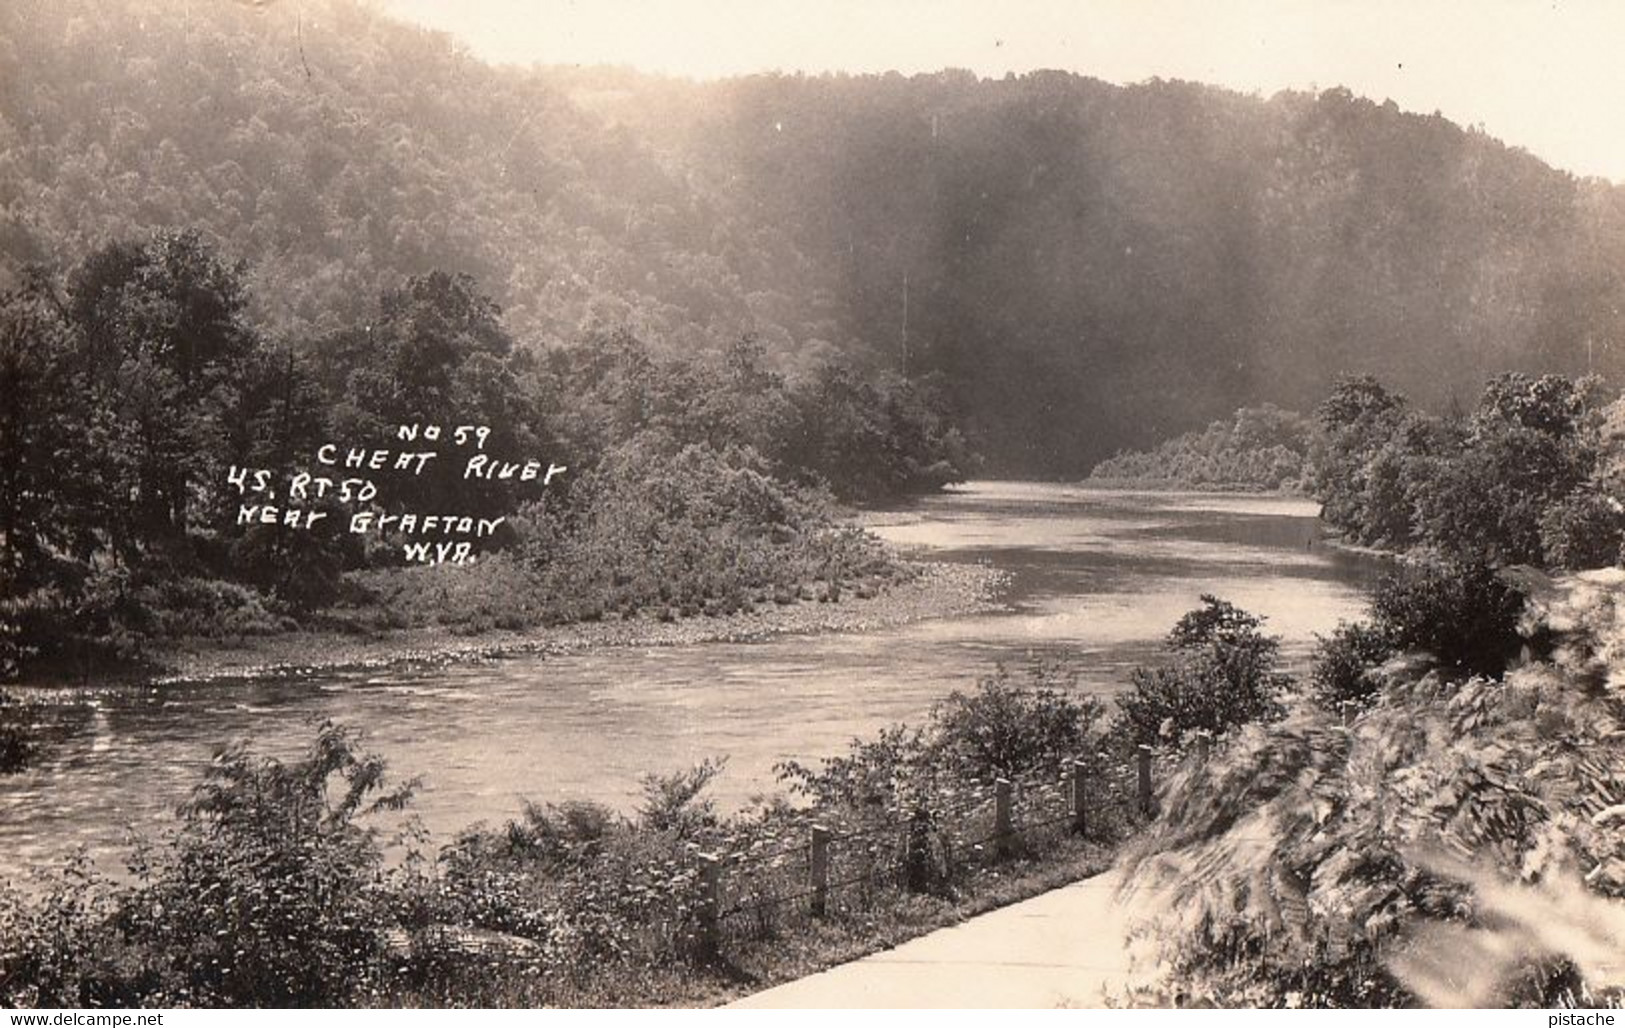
[0,482,1383,882]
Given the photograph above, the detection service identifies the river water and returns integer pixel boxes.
[0,482,1382,882]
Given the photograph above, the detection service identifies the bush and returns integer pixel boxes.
[419,776,717,991]
[1116,596,1289,746]
[136,576,294,640]
[120,722,414,1006]
[637,757,727,837]
[1310,621,1397,708]
[0,723,416,1007]
[774,723,929,813]
[23,570,293,668]
[777,663,1103,812]
[346,554,546,635]
[925,663,1101,780]
[519,437,896,623]
[1369,559,1526,677]
[0,853,137,1007]
[1539,490,1625,570]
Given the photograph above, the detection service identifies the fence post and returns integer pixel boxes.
[810,825,831,918]
[1136,744,1154,817]
[697,852,724,958]
[1340,700,1357,728]
[994,777,1014,857]
[1070,758,1088,836]
[1194,729,1212,761]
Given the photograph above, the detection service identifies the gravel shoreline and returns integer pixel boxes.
[143,560,1010,685]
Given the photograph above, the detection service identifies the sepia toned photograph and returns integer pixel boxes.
[1,0,1623,1011]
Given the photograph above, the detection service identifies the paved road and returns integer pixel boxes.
[729,869,1159,1008]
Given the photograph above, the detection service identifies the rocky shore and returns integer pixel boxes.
[148,559,1010,685]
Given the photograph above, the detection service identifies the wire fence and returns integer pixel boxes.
[686,741,1190,955]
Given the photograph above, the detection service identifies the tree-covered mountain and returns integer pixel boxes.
[5,0,1625,473]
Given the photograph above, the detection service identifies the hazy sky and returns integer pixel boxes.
[378,0,1625,183]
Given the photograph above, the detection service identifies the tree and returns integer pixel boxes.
[1408,374,1597,565]
[318,271,541,522]
[0,273,89,589]
[783,361,973,502]
[1310,376,1411,540]
[0,273,97,678]
[67,230,258,561]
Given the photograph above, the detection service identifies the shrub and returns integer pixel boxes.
[1310,620,1397,708]
[136,576,294,640]
[0,853,137,1007]
[348,554,547,635]
[424,781,713,987]
[1166,595,1267,651]
[925,662,1101,780]
[775,723,929,813]
[1369,559,1526,677]
[119,723,414,1006]
[1539,490,1625,570]
[1116,596,1289,746]
[30,570,293,664]
[519,437,895,623]
[0,723,416,1007]
[637,757,727,837]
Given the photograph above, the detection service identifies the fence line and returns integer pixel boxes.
[692,742,1181,951]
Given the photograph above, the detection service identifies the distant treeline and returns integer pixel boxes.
[1086,405,1311,492]
[0,231,973,677]
[5,0,1625,474]
[1090,372,1625,570]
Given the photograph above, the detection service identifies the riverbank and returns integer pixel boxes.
[132,559,1008,686]
[1078,477,1305,495]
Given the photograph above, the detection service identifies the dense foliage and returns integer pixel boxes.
[1105,380,1625,1006]
[924,664,1098,781]
[776,662,1105,811]
[1115,596,1290,746]
[1124,573,1625,1007]
[515,439,897,624]
[0,229,969,677]
[0,723,413,1006]
[1309,373,1623,568]
[4,0,1625,476]
[1367,559,1529,677]
[1087,406,1311,491]
[1307,620,1398,709]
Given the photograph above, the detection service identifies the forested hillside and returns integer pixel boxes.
[5,0,1625,473]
